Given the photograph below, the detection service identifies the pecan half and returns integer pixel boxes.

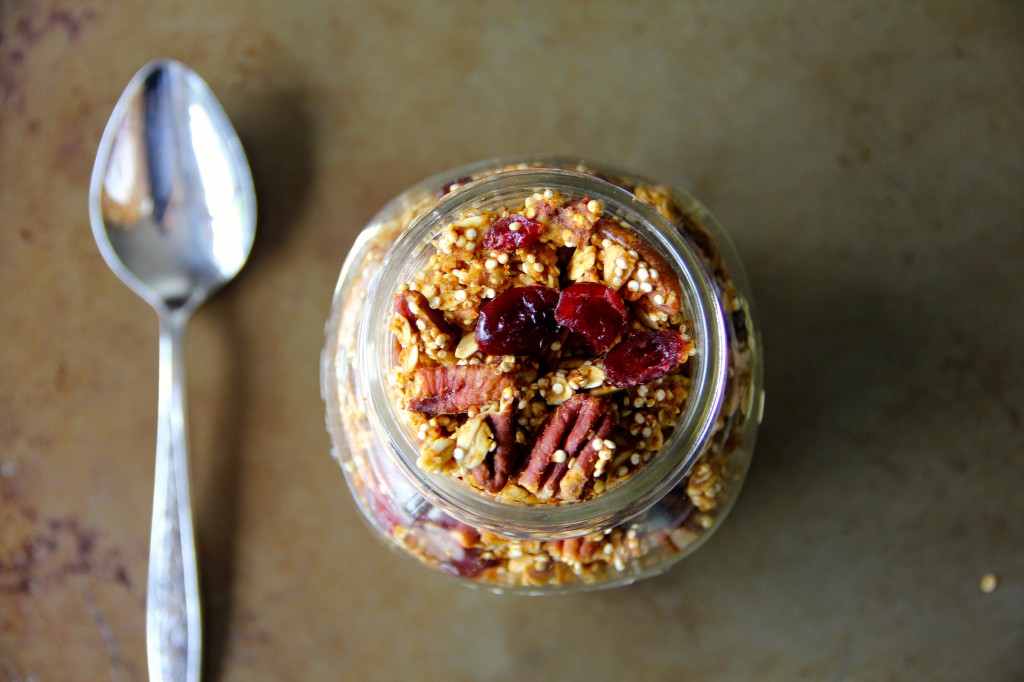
[394,290,458,352]
[557,413,615,501]
[470,406,519,493]
[517,394,613,500]
[408,365,513,415]
[594,218,682,317]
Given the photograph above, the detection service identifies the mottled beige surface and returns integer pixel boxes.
[2,1,1023,680]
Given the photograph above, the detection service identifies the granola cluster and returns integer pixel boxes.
[389,191,696,505]
[329,163,757,589]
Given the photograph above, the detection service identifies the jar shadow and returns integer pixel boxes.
[736,260,1019,523]
[619,249,1022,663]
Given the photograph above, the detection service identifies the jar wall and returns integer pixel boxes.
[321,157,763,593]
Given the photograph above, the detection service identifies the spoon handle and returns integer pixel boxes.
[148,309,202,682]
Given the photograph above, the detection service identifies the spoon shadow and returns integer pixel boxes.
[237,85,317,269]
[194,299,247,681]
[197,82,316,680]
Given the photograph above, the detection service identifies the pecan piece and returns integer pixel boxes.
[470,406,519,493]
[549,535,603,564]
[594,218,682,317]
[408,365,513,415]
[527,197,559,224]
[449,306,480,330]
[517,394,612,500]
[556,198,600,248]
[394,290,458,352]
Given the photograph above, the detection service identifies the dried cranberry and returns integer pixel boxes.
[475,285,559,356]
[482,214,544,252]
[731,309,749,344]
[604,330,687,387]
[428,510,483,546]
[441,548,498,579]
[365,486,402,533]
[439,176,472,196]
[653,484,697,528]
[554,283,628,354]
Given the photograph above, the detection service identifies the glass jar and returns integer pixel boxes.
[321,157,764,593]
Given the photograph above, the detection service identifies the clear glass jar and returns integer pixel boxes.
[321,157,764,593]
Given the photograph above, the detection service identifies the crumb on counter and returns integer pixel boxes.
[980,573,999,593]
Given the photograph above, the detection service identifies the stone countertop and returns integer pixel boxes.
[2,1,1022,680]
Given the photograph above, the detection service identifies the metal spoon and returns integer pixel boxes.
[89,59,256,682]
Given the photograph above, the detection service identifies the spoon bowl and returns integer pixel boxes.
[89,59,255,682]
[90,58,256,311]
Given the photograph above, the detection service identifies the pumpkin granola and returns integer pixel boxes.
[326,162,757,589]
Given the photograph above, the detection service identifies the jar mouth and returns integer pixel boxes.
[357,168,728,539]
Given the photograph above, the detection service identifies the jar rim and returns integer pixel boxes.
[356,167,728,539]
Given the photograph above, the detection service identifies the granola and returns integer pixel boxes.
[325,161,760,590]
[389,190,698,506]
